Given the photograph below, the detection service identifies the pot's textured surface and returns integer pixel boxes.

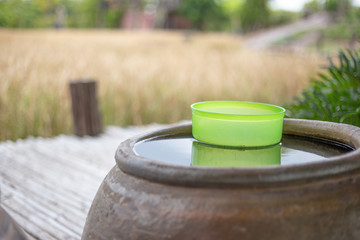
[82,119,360,240]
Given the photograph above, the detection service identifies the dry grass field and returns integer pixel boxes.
[0,29,324,141]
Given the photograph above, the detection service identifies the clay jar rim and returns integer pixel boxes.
[115,119,360,187]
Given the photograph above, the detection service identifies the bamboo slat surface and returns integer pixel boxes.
[0,124,164,240]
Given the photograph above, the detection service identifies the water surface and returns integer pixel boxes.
[134,133,352,168]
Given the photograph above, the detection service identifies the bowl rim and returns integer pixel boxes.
[190,101,286,117]
[115,119,360,187]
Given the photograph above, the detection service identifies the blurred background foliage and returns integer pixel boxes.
[178,0,229,31]
[1,0,360,140]
[0,0,357,34]
[239,0,270,32]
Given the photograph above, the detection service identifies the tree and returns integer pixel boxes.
[0,0,75,28]
[0,0,40,28]
[302,0,323,17]
[178,0,229,31]
[240,0,270,33]
[325,0,352,19]
[221,0,243,33]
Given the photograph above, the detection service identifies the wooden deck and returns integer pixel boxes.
[0,125,164,240]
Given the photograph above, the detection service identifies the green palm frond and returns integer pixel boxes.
[287,49,360,126]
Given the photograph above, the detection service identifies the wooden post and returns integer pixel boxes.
[69,80,102,136]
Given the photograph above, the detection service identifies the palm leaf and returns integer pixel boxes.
[288,49,360,126]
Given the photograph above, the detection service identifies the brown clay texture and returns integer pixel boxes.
[82,119,360,240]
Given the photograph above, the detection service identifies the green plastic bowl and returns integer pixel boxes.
[191,141,281,168]
[191,101,285,147]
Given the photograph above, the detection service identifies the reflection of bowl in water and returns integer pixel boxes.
[191,141,281,167]
[191,101,285,147]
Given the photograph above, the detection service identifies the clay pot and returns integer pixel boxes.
[82,119,360,240]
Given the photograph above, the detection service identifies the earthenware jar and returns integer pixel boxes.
[82,119,360,240]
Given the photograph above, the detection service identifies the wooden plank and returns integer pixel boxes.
[0,124,166,239]
[2,137,111,184]
[0,154,98,211]
[1,172,89,226]
[1,207,55,240]
[2,184,81,239]
[0,205,28,240]
[0,153,102,202]
[0,173,87,237]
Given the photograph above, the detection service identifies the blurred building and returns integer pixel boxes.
[99,0,191,29]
